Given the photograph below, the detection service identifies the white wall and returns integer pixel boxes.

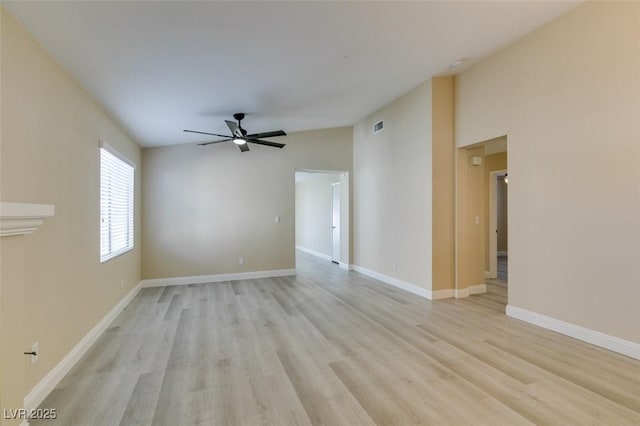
[354,81,432,289]
[295,173,341,259]
[455,2,640,343]
[142,127,352,279]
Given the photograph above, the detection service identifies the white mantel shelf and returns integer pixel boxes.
[0,202,55,237]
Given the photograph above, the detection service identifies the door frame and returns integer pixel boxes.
[488,169,507,279]
[294,169,350,269]
[331,182,340,263]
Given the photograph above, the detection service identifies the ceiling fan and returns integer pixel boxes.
[184,113,287,152]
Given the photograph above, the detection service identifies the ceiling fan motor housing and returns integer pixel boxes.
[184,112,286,151]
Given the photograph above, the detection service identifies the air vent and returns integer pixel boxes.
[373,120,384,133]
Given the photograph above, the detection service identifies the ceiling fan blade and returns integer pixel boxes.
[247,139,286,148]
[238,143,250,152]
[225,120,243,138]
[197,139,232,146]
[184,129,232,138]
[245,130,287,139]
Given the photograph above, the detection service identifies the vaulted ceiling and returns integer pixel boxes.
[4,1,579,147]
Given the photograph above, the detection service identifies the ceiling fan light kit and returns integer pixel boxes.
[184,113,286,152]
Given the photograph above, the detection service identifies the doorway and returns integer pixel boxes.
[294,170,350,269]
[455,136,508,302]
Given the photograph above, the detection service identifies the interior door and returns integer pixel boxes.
[331,183,340,264]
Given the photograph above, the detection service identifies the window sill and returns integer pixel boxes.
[100,246,134,263]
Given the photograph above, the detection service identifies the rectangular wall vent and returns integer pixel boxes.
[373,120,384,133]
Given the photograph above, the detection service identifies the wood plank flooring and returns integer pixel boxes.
[497,254,508,282]
[33,252,640,425]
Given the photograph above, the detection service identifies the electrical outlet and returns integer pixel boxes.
[392,260,397,270]
[275,215,280,223]
[31,342,39,364]
[238,257,244,265]
[120,279,124,288]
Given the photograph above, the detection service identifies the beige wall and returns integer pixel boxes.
[338,172,350,266]
[1,8,142,406]
[1,236,26,425]
[456,2,640,342]
[295,173,341,258]
[354,81,432,288]
[431,77,455,291]
[455,146,486,290]
[142,127,352,279]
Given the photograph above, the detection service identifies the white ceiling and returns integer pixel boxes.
[4,1,579,148]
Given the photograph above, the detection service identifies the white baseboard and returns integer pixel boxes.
[295,246,350,269]
[431,288,455,300]
[484,270,497,279]
[351,265,488,301]
[352,265,448,300]
[470,283,487,295]
[24,281,143,411]
[338,262,353,271]
[295,245,332,262]
[140,269,297,287]
[506,305,640,360]
[455,284,487,298]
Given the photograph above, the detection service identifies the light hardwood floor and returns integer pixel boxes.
[497,254,508,282]
[33,252,639,425]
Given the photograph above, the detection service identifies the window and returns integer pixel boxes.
[100,144,135,262]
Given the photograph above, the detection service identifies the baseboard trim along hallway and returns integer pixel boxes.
[353,265,454,300]
[506,305,640,360]
[295,245,352,270]
[338,262,353,270]
[295,245,331,262]
[455,284,487,298]
[353,265,487,300]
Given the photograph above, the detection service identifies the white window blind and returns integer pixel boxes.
[100,146,134,262]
